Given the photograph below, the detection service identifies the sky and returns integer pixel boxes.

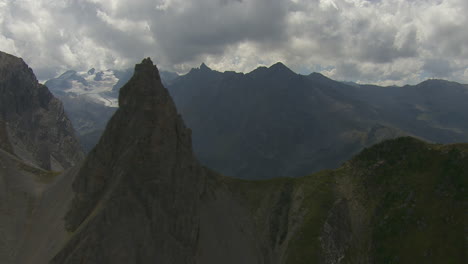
[1,0,467,85]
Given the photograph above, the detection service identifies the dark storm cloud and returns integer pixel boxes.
[356,26,419,64]
[423,58,455,78]
[150,0,289,64]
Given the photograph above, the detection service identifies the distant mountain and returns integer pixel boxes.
[9,59,463,263]
[46,62,468,180]
[168,63,405,179]
[167,64,468,179]
[45,69,120,107]
[44,69,121,151]
[160,70,180,86]
[350,79,468,143]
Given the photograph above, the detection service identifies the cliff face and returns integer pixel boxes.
[52,58,205,263]
[0,51,83,170]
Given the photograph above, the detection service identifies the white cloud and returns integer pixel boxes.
[0,0,466,84]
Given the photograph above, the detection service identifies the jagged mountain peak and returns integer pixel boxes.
[139,57,156,69]
[269,61,287,69]
[268,61,295,74]
[63,57,202,246]
[118,57,165,109]
[200,62,211,71]
[247,62,296,77]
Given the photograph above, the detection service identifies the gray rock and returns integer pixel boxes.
[53,58,204,264]
[0,51,84,170]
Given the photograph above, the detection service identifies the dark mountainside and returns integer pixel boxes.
[0,51,83,170]
[2,58,461,263]
[168,63,405,179]
[0,51,83,263]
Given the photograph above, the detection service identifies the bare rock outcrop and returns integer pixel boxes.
[53,58,205,264]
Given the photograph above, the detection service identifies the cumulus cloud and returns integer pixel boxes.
[0,0,467,84]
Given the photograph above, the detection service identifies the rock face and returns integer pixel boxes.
[52,58,205,263]
[0,51,83,170]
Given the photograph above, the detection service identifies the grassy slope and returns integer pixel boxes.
[347,137,466,263]
[223,171,336,263]
[225,137,467,263]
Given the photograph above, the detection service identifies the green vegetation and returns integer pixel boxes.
[348,137,467,263]
[228,137,466,263]
[285,170,336,264]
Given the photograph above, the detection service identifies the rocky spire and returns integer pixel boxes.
[118,57,164,109]
[55,58,205,264]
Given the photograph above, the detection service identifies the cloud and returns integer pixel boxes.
[0,0,467,85]
[423,58,454,78]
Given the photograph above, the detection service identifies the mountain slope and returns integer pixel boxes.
[352,79,468,143]
[0,51,83,264]
[46,59,466,264]
[0,148,76,264]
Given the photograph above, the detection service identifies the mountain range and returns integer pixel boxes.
[47,62,468,179]
[0,51,465,263]
[0,51,468,264]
